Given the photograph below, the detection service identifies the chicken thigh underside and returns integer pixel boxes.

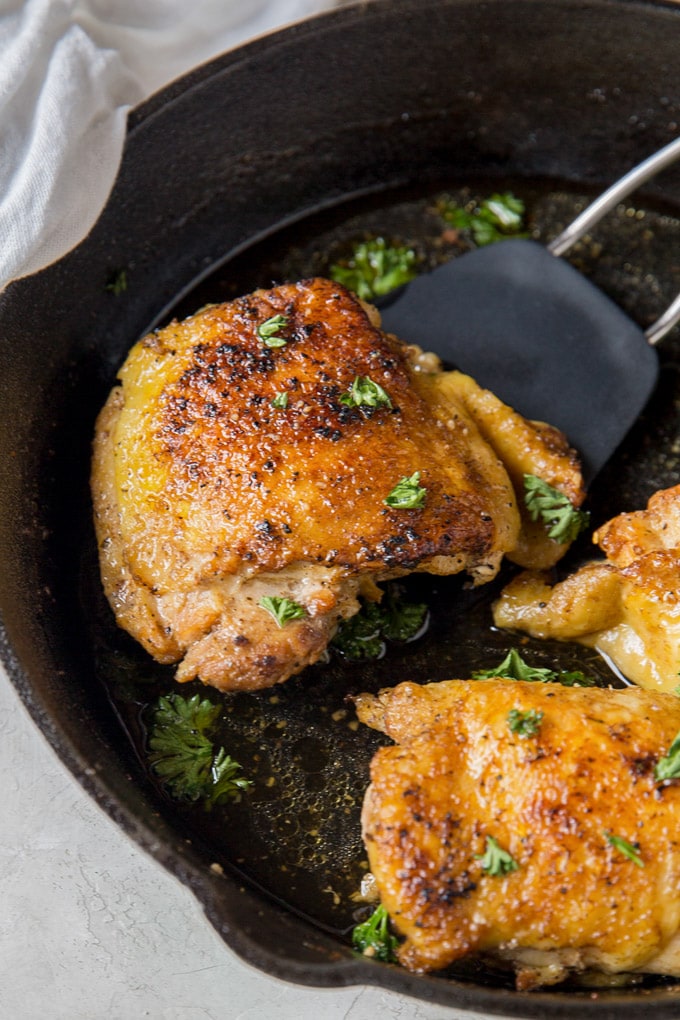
[92,277,583,692]
[357,678,680,988]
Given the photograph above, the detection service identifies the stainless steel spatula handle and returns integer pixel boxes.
[549,135,680,345]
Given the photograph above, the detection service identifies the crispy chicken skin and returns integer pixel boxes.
[494,485,680,692]
[357,678,680,987]
[92,278,583,692]
[438,371,585,570]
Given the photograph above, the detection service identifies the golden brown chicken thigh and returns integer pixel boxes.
[357,678,680,987]
[494,484,680,692]
[92,278,583,692]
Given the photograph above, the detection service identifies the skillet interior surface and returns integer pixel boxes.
[1,0,680,1014]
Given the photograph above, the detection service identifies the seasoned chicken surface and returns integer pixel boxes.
[494,485,680,692]
[357,678,680,987]
[92,277,583,692]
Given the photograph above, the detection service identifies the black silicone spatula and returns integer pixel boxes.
[379,137,680,482]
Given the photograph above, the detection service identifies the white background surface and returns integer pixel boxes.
[0,665,507,1019]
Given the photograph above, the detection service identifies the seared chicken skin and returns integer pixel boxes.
[357,678,680,987]
[92,278,583,692]
[494,484,680,692]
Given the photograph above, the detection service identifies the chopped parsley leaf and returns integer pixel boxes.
[259,595,306,627]
[507,707,543,738]
[438,191,526,246]
[332,585,428,660]
[475,835,519,876]
[654,730,680,782]
[148,693,251,808]
[257,314,289,347]
[379,591,428,642]
[555,670,597,687]
[207,747,252,808]
[334,603,385,660]
[604,831,644,867]
[271,391,289,409]
[351,903,399,962]
[385,472,426,509]
[105,268,128,295]
[329,237,417,300]
[473,648,555,683]
[340,376,392,409]
[524,474,590,544]
[333,603,385,660]
[472,648,596,687]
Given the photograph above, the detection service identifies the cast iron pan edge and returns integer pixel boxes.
[1,1,680,1014]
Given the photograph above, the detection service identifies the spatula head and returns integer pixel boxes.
[379,239,659,482]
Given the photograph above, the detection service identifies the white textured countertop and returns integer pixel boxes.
[0,664,507,1020]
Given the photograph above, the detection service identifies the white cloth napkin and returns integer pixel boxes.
[0,0,335,292]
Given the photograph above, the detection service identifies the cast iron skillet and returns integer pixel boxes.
[2,0,680,1015]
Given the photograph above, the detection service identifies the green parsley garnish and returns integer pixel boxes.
[474,648,555,683]
[105,268,128,295]
[551,670,597,687]
[332,586,428,660]
[259,595,307,627]
[654,730,680,782]
[340,376,392,409]
[379,591,428,642]
[148,693,251,808]
[257,314,289,347]
[351,904,399,962]
[472,648,596,687]
[207,748,252,806]
[329,237,418,301]
[523,474,590,544]
[333,602,386,660]
[271,391,289,409]
[604,831,644,868]
[438,191,526,246]
[475,836,519,876]
[507,707,543,738]
[385,472,426,509]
